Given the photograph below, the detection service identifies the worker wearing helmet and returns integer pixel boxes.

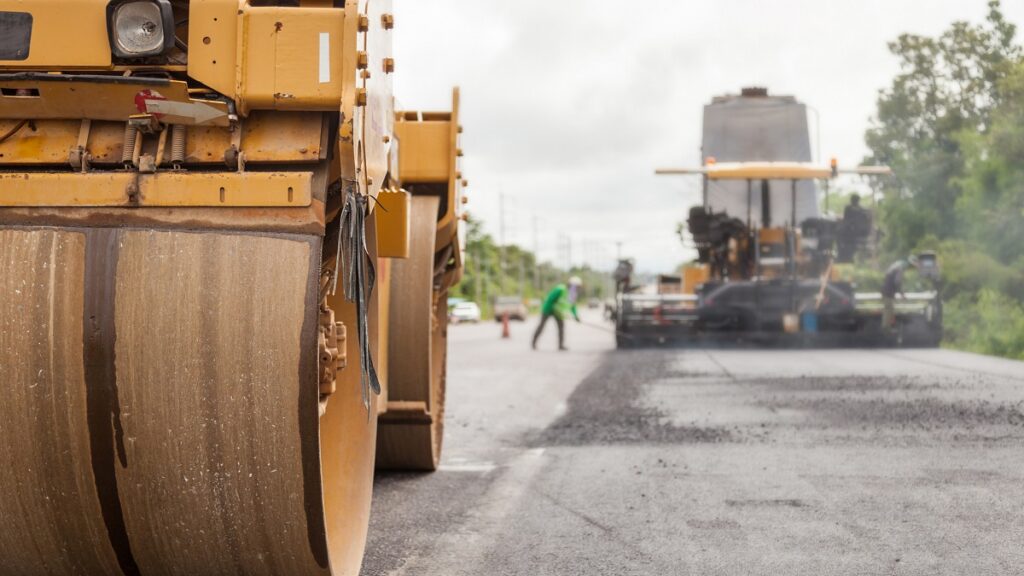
[881,255,920,333]
[532,276,582,351]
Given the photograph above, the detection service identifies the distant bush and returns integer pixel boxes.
[945,290,1024,360]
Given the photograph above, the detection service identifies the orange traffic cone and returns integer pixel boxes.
[501,312,510,339]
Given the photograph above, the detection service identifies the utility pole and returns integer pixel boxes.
[518,254,525,297]
[532,215,540,294]
[473,246,482,305]
[557,234,568,272]
[498,191,506,296]
[482,247,490,317]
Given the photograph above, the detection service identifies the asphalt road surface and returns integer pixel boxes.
[362,311,1024,575]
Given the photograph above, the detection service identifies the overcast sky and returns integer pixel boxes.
[393,1,1024,274]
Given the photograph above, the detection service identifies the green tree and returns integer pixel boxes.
[451,215,611,318]
[955,63,1024,273]
[864,0,1019,256]
[865,0,1024,358]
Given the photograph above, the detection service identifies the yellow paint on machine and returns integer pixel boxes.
[0,113,326,167]
[395,88,463,228]
[235,6,348,114]
[656,162,834,181]
[0,172,131,206]
[375,188,411,259]
[682,265,710,295]
[395,87,466,286]
[0,0,111,69]
[143,172,312,207]
[187,0,242,98]
[0,172,313,207]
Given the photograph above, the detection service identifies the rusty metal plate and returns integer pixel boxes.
[0,74,231,127]
[0,202,326,235]
[0,114,325,167]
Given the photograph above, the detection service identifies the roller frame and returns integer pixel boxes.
[376,195,449,471]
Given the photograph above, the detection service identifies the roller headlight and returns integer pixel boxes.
[107,0,174,58]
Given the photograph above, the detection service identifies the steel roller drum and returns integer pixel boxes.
[0,227,375,576]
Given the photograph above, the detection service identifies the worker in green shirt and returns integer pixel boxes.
[532,276,582,351]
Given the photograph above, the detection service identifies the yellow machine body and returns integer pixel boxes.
[375,187,411,258]
[394,87,466,284]
[0,1,418,575]
[682,265,710,295]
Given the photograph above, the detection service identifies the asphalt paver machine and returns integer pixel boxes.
[616,89,941,348]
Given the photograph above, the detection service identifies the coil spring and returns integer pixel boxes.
[171,124,186,167]
[121,124,138,165]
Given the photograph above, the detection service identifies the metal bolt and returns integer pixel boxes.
[358,15,369,32]
[381,13,394,29]
[382,57,395,74]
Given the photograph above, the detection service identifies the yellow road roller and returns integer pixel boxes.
[0,1,465,574]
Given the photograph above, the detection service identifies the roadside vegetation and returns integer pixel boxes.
[865,0,1024,359]
[451,216,612,319]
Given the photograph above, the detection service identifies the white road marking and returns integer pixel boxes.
[386,448,548,576]
[437,462,497,473]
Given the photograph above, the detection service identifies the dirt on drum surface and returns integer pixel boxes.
[364,319,1024,576]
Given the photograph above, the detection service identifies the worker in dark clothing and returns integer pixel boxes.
[532,276,582,351]
[843,194,870,232]
[881,256,919,331]
[838,194,871,262]
[613,259,634,295]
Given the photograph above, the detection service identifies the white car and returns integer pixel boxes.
[450,301,482,323]
[493,296,528,321]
